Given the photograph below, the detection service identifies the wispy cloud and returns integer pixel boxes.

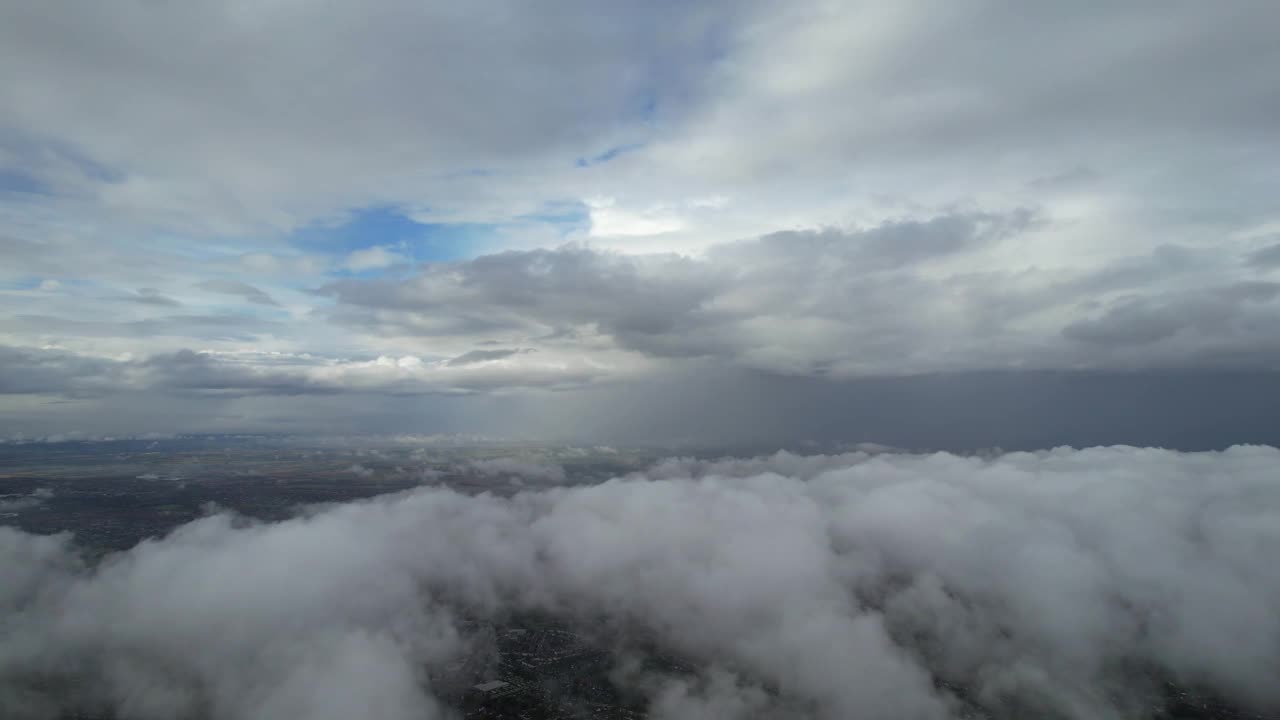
[197,279,279,306]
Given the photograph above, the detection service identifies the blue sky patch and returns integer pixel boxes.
[0,276,50,291]
[0,169,49,196]
[290,205,486,267]
[290,203,592,275]
[0,131,125,187]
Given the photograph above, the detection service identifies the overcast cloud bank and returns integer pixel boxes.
[4,2,1280,437]
[2,446,1278,719]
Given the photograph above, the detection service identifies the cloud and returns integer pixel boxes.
[7,344,1280,449]
[3,1,1275,244]
[320,241,721,354]
[119,288,182,307]
[0,346,123,396]
[446,348,532,367]
[1,446,1278,718]
[345,246,408,272]
[587,197,688,237]
[1246,243,1280,269]
[0,345,621,399]
[3,314,283,344]
[346,463,376,479]
[0,1,734,233]
[320,213,1029,373]
[197,279,279,307]
[236,252,330,276]
[320,212,1280,377]
[3,1,1280,441]
[658,3,1280,181]
[1062,282,1280,365]
[467,457,566,483]
[0,488,51,513]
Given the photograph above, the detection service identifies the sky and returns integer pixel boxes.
[2,1,1280,445]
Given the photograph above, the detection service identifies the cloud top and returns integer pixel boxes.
[2,446,1278,719]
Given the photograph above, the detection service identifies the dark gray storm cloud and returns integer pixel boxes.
[1063,283,1280,349]
[2,447,1278,719]
[0,346,120,396]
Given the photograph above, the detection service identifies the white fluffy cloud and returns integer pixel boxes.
[2,446,1279,719]
[345,246,408,272]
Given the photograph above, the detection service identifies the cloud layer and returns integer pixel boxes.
[3,446,1278,719]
